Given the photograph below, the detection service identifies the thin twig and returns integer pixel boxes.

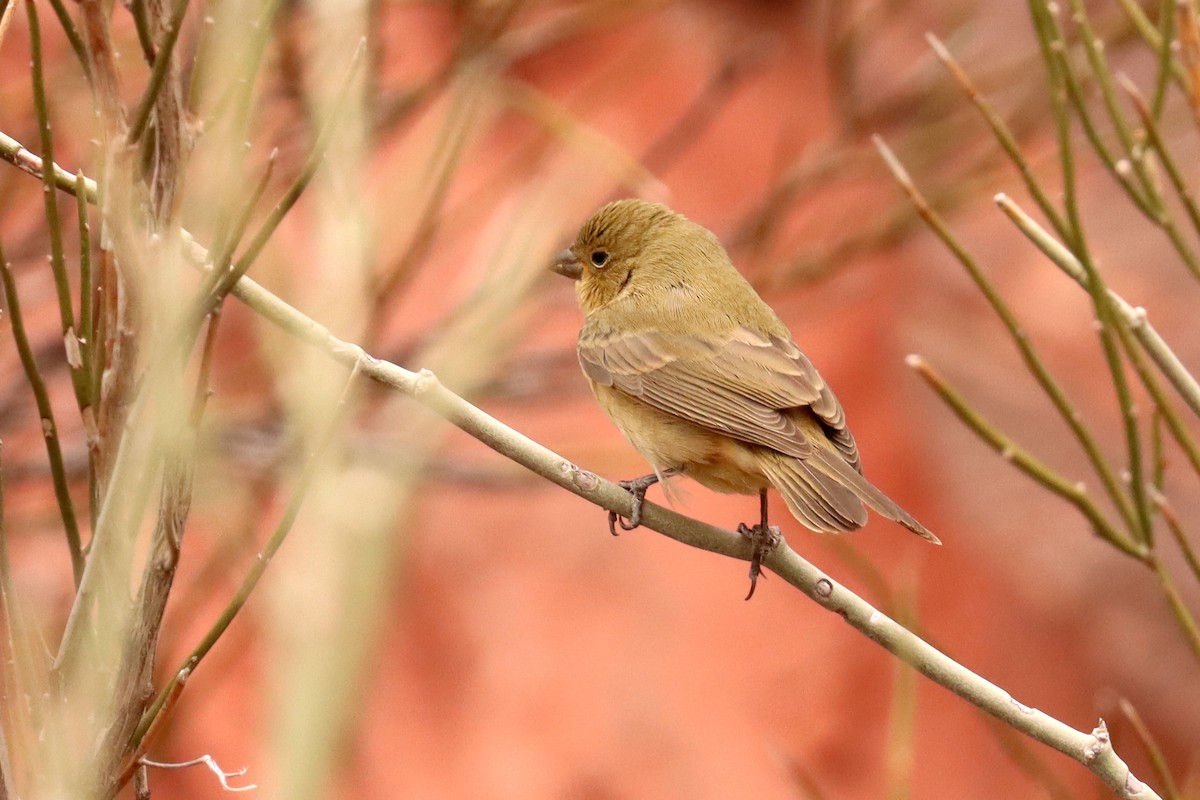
[210,40,366,305]
[139,754,254,793]
[926,32,1069,242]
[189,150,277,331]
[874,136,1139,535]
[1114,0,1189,94]
[907,355,1142,559]
[1119,74,1200,243]
[27,0,91,415]
[114,666,189,790]
[44,0,92,80]
[126,0,191,146]
[0,239,84,583]
[1148,554,1200,660]
[1118,698,1180,800]
[994,194,1200,422]
[1150,489,1200,584]
[129,0,157,63]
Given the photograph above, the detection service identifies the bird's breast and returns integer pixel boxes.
[587,379,769,496]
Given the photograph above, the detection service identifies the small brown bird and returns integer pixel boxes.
[553,199,938,598]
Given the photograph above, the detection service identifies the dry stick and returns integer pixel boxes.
[2,134,1162,800]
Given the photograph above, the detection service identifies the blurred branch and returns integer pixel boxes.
[0,444,17,800]
[126,0,190,147]
[120,361,357,795]
[27,0,92,418]
[1118,698,1181,800]
[45,0,92,80]
[1151,489,1200,585]
[0,238,85,583]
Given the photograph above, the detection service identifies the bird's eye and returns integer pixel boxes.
[590,250,609,267]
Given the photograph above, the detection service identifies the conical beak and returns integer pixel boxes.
[551,248,582,280]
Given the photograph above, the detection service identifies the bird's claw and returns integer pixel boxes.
[738,522,781,600]
[608,474,662,535]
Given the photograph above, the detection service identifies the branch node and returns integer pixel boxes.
[815,577,833,599]
[412,368,440,396]
[1083,719,1112,763]
[559,461,599,491]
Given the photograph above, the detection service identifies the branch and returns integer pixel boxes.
[0,131,1161,800]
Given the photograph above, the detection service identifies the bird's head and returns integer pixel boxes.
[551,199,686,315]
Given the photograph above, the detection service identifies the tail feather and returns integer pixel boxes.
[807,445,939,544]
[760,454,866,533]
[761,448,939,544]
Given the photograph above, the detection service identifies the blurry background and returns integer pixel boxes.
[1,0,1198,798]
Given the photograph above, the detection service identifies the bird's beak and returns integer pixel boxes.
[551,248,582,280]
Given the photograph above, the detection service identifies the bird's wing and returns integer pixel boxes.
[578,324,861,469]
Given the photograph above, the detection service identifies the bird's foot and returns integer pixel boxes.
[608,473,665,535]
[737,522,781,600]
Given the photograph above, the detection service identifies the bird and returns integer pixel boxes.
[551,199,938,599]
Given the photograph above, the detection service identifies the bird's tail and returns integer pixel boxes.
[760,449,939,544]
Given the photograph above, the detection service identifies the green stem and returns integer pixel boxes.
[908,355,1144,560]
[926,33,1069,242]
[1150,555,1200,660]
[45,0,92,80]
[0,240,84,584]
[875,137,1140,535]
[27,0,91,415]
[126,0,192,145]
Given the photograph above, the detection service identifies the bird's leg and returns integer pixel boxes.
[737,489,780,600]
[608,469,676,535]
